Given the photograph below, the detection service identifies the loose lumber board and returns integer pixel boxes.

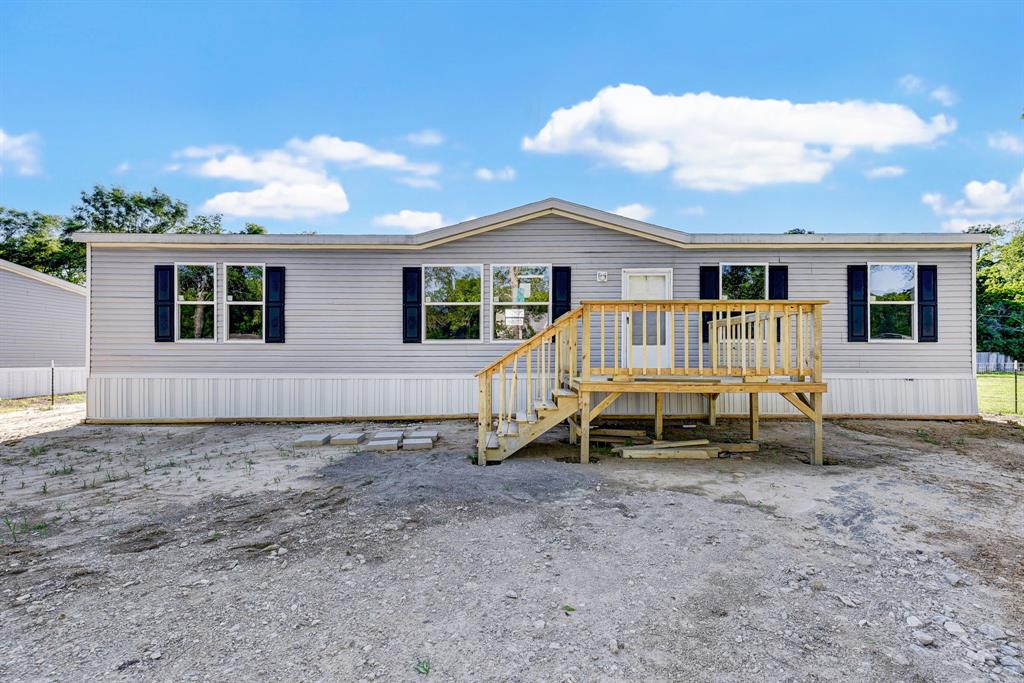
[620,447,721,460]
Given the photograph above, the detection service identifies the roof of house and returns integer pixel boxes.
[70,197,990,249]
[0,258,87,295]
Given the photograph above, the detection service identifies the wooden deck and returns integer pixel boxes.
[476,299,827,465]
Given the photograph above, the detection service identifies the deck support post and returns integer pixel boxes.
[810,392,823,465]
[654,393,664,440]
[477,375,491,465]
[749,392,759,441]
[566,416,578,445]
[579,391,591,464]
[706,393,718,427]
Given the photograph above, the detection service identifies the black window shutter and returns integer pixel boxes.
[552,266,572,320]
[265,266,286,343]
[768,265,789,341]
[768,265,788,299]
[154,265,174,342]
[403,267,422,343]
[847,265,868,342]
[699,265,719,342]
[918,265,938,342]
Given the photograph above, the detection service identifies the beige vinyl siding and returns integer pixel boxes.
[87,215,974,376]
[0,266,87,368]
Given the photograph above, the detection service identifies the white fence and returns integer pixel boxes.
[0,366,87,399]
[977,352,1019,372]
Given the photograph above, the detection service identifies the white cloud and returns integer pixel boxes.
[203,181,349,220]
[114,161,132,174]
[929,85,956,107]
[922,172,1024,231]
[372,209,445,232]
[522,84,955,192]
[174,135,439,219]
[679,205,705,216]
[474,166,517,182]
[865,165,906,179]
[898,74,925,94]
[406,129,444,146]
[287,135,439,176]
[397,176,442,190]
[612,203,654,221]
[0,129,42,175]
[175,144,239,159]
[988,131,1024,154]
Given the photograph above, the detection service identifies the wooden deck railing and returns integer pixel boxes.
[580,300,825,382]
[475,300,825,458]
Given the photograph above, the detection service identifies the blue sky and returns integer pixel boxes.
[1,1,1021,235]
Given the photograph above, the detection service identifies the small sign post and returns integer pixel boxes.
[50,360,55,407]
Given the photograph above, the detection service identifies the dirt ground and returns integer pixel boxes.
[1,402,1022,682]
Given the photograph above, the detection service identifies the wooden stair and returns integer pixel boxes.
[484,389,579,462]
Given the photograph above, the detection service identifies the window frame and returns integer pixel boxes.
[489,263,553,344]
[173,262,217,344]
[421,263,485,344]
[718,263,769,300]
[223,262,266,344]
[867,261,917,343]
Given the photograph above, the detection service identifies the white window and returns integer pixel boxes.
[720,264,768,300]
[175,263,216,342]
[224,264,265,342]
[491,264,551,342]
[868,263,916,342]
[423,265,482,341]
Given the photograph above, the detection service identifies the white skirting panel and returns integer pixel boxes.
[0,366,87,399]
[87,373,978,421]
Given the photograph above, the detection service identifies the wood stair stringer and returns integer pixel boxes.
[487,393,579,462]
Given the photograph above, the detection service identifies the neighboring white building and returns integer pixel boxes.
[0,258,87,399]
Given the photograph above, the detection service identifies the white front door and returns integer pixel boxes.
[622,268,673,370]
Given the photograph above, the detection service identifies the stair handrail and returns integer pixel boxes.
[474,306,584,378]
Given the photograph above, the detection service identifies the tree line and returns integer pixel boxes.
[1,185,1021,360]
[1,185,266,285]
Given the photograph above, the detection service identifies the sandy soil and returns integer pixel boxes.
[1,404,1022,682]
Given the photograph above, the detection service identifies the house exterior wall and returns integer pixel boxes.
[0,266,87,399]
[85,215,978,419]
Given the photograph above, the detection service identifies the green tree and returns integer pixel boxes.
[4,185,274,283]
[972,221,1024,360]
[0,208,85,284]
[63,185,190,235]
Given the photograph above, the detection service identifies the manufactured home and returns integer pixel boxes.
[0,258,88,399]
[72,198,987,463]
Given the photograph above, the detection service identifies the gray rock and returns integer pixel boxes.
[330,432,366,445]
[504,590,518,599]
[609,639,621,654]
[293,433,330,447]
[914,631,936,646]
[533,619,545,631]
[944,572,963,587]
[907,616,923,628]
[979,623,1006,640]
[945,621,967,637]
